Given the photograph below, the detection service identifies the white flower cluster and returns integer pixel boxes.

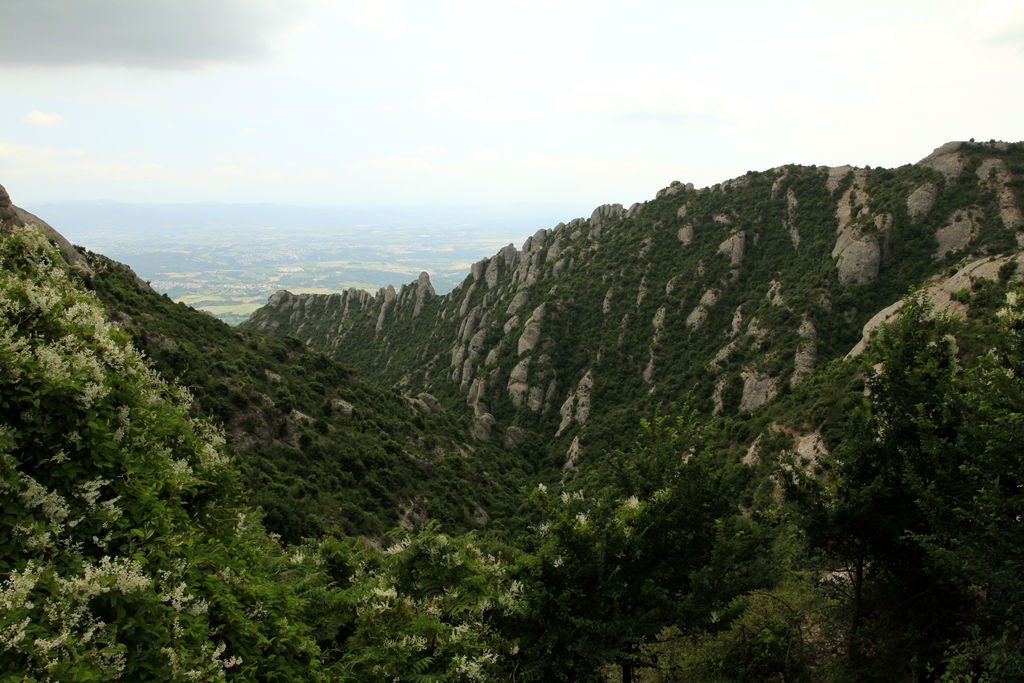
[0,227,248,679]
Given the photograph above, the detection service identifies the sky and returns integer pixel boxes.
[1,0,1023,219]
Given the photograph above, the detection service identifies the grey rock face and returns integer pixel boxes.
[589,203,624,238]
[907,182,938,221]
[917,141,967,182]
[412,272,435,317]
[934,207,983,258]
[471,413,495,441]
[739,370,777,412]
[503,426,527,450]
[517,304,546,355]
[717,231,746,267]
[791,317,817,386]
[507,358,531,408]
[976,158,1023,230]
[686,288,720,330]
[556,370,595,436]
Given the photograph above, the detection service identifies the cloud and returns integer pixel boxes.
[558,65,738,126]
[472,146,509,161]
[24,110,64,127]
[349,156,432,171]
[0,140,285,200]
[419,89,486,114]
[0,0,304,69]
[350,0,405,35]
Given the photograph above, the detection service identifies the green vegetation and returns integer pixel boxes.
[0,226,316,679]
[78,250,531,543]
[3,141,1023,679]
[245,142,1024,475]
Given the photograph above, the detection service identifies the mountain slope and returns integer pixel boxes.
[0,221,321,679]
[0,183,533,543]
[245,140,1024,469]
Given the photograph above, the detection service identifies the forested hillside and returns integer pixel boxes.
[246,140,1024,473]
[81,241,535,543]
[3,136,1024,681]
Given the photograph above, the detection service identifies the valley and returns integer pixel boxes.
[2,141,1024,680]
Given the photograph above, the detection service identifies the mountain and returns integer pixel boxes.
[245,140,1024,471]
[0,183,531,544]
[4,140,1024,679]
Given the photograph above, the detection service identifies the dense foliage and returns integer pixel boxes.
[245,142,1024,479]
[0,225,317,679]
[79,251,531,543]
[3,140,1024,680]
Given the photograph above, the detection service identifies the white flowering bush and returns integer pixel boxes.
[0,226,318,680]
[332,522,524,681]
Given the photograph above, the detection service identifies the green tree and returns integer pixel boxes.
[311,522,525,681]
[515,409,771,681]
[804,295,982,678]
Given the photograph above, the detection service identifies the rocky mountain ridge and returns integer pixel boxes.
[246,140,1024,467]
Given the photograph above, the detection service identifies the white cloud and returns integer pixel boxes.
[557,65,739,126]
[349,156,432,171]
[472,146,509,161]
[24,110,63,127]
[419,89,486,114]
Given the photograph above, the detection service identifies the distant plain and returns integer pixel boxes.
[32,201,575,324]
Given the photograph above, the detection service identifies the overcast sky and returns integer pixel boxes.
[1,0,1022,217]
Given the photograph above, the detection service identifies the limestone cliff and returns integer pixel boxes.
[244,141,1024,463]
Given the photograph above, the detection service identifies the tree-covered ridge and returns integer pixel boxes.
[3,139,1024,680]
[245,141,1024,474]
[78,248,535,543]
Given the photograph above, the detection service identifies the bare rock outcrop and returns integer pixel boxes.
[785,188,800,249]
[825,165,855,194]
[0,184,20,227]
[907,182,938,221]
[934,207,983,258]
[1,183,94,276]
[506,290,530,316]
[507,358,531,407]
[407,392,443,414]
[976,158,1024,230]
[686,288,720,330]
[917,141,967,183]
[643,306,668,383]
[411,272,435,316]
[830,170,888,285]
[678,223,694,245]
[517,304,546,355]
[556,370,595,436]
[656,180,693,199]
[589,203,624,238]
[847,252,1024,358]
[331,398,354,416]
[717,231,746,267]
[504,426,527,450]
[562,436,581,472]
[471,413,495,441]
[833,233,882,285]
[739,370,778,412]
[791,317,817,386]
